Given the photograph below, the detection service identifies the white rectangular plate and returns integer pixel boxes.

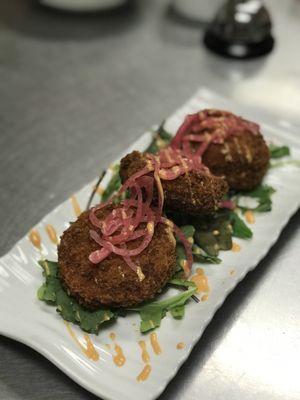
[1,88,300,400]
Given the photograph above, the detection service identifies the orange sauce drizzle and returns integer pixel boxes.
[96,186,105,196]
[176,342,185,350]
[64,322,99,361]
[191,268,210,296]
[201,294,209,302]
[231,242,241,252]
[70,195,82,217]
[139,341,150,363]
[109,332,126,367]
[137,338,153,382]
[230,269,235,276]
[245,210,255,224]
[150,332,162,355]
[29,229,42,250]
[45,224,59,245]
[137,364,152,382]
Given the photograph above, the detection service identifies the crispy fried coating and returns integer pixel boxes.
[58,206,176,309]
[202,131,270,191]
[120,151,229,215]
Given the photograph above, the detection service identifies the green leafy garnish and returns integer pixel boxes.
[194,213,232,256]
[175,244,187,273]
[38,260,197,334]
[101,165,121,202]
[146,122,172,154]
[158,127,173,142]
[269,144,290,159]
[174,225,195,274]
[176,225,195,243]
[229,211,253,239]
[38,260,116,334]
[132,283,197,333]
[168,277,197,288]
[192,245,222,264]
[270,159,300,169]
[237,184,275,213]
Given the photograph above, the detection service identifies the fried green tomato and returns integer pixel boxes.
[58,206,176,309]
[120,151,229,215]
[202,131,270,191]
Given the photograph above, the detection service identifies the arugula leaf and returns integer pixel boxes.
[146,123,172,154]
[168,278,197,288]
[237,184,275,213]
[174,225,196,274]
[102,165,121,202]
[192,245,221,264]
[270,159,300,169]
[133,285,197,333]
[194,214,232,257]
[229,211,253,239]
[176,225,195,242]
[158,127,172,142]
[194,230,219,256]
[38,260,198,334]
[217,219,233,250]
[146,141,160,154]
[38,260,116,334]
[269,144,290,159]
[244,184,275,200]
[174,244,186,274]
[38,259,58,277]
[170,305,185,319]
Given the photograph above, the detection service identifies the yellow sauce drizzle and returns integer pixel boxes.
[190,268,210,295]
[64,322,99,361]
[29,229,42,250]
[45,224,59,245]
[137,364,152,382]
[70,195,82,217]
[139,341,150,363]
[109,332,126,367]
[232,242,241,252]
[136,340,152,382]
[201,294,209,302]
[96,186,104,196]
[150,332,162,355]
[176,342,185,350]
[245,210,255,224]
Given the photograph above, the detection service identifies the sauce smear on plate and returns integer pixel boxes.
[150,333,162,355]
[65,322,99,361]
[45,224,59,245]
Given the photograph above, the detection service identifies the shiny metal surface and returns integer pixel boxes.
[0,0,300,399]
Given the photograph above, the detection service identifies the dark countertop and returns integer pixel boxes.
[1,1,300,399]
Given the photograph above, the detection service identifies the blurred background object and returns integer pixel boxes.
[172,0,224,24]
[203,0,274,59]
[39,0,127,12]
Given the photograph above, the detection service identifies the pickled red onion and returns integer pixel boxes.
[171,109,260,161]
[219,199,236,210]
[88,148,197,280]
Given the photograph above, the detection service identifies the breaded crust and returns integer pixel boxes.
[120,151,229,215]
[202,132,270,191]
[58,207,176,309]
